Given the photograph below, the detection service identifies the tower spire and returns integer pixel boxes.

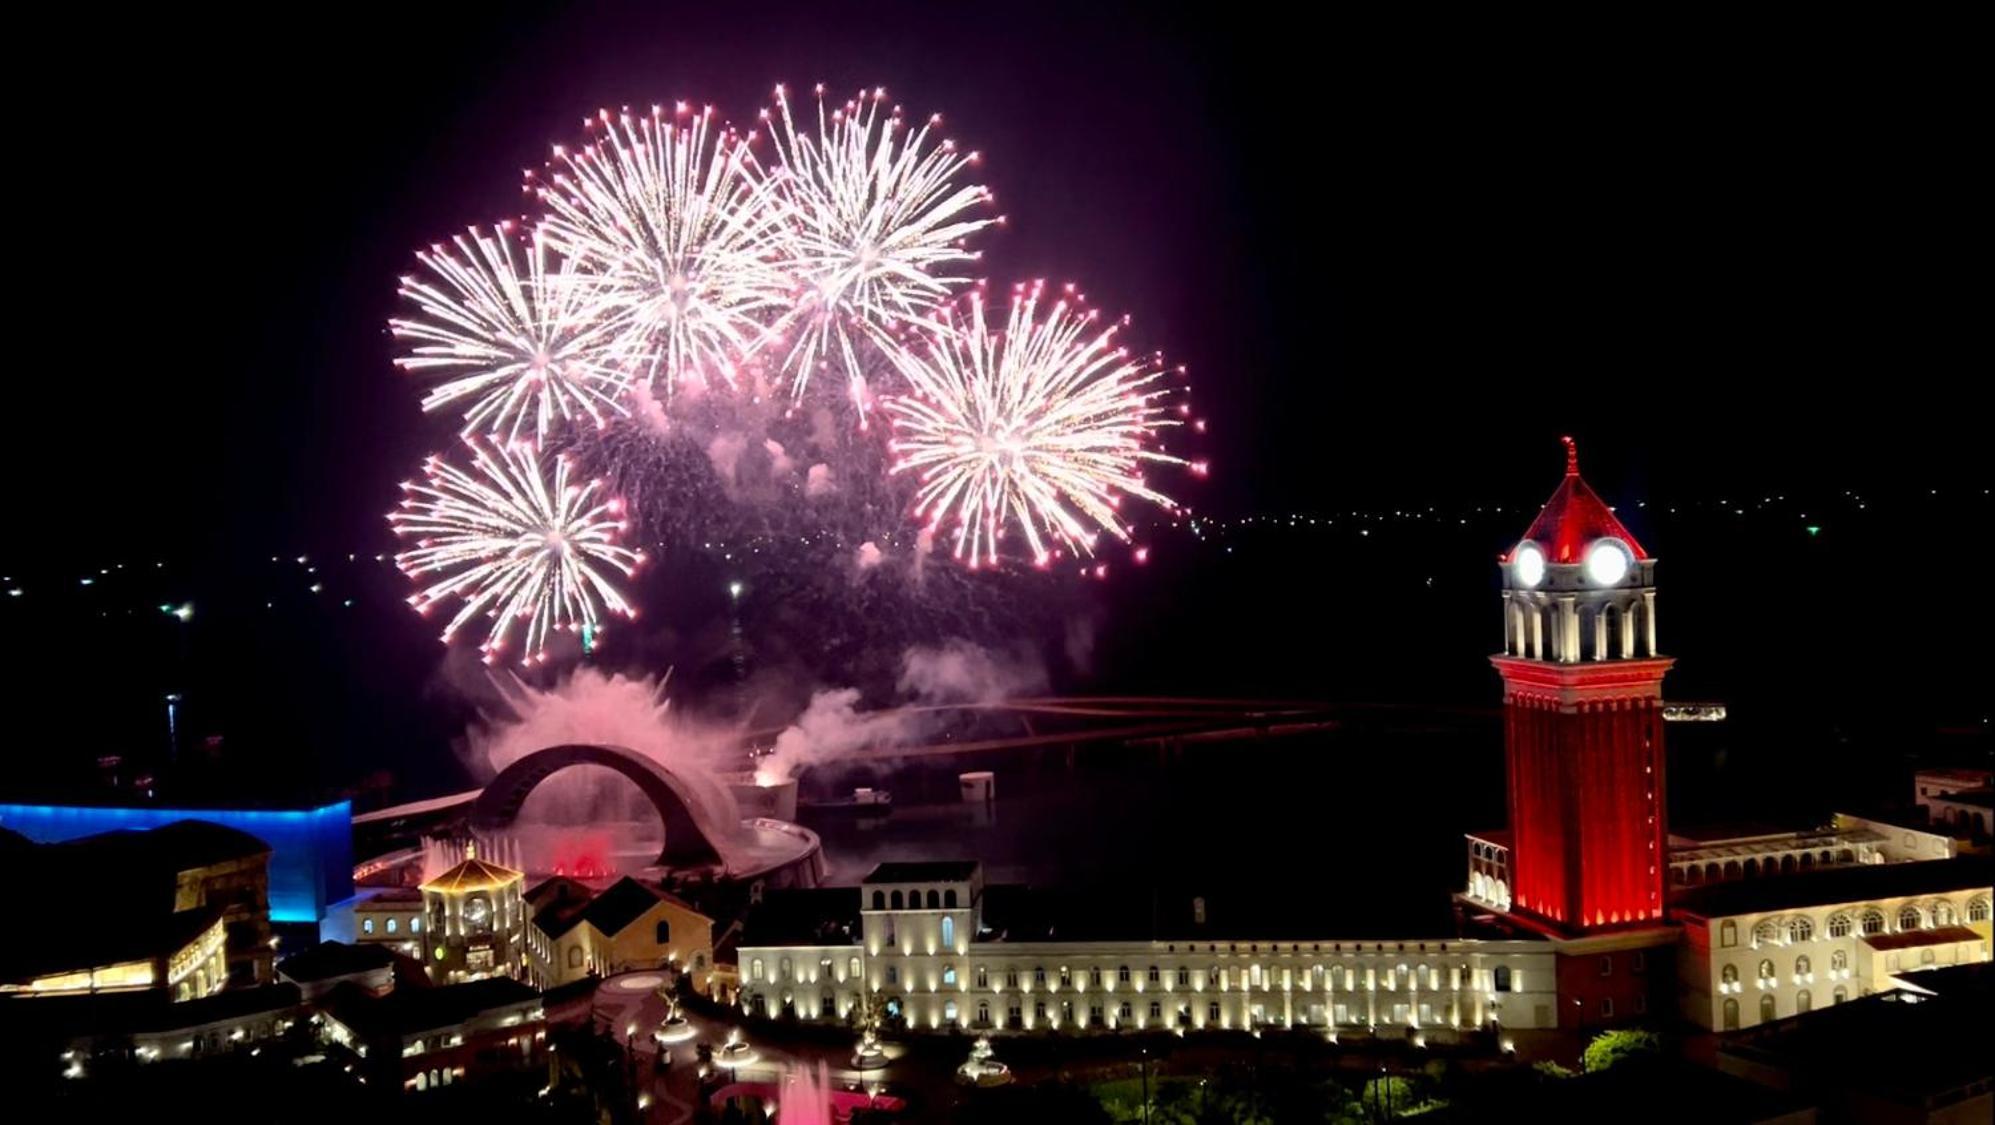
[1562,435,1578,476]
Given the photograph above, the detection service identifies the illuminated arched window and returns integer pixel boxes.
[941,917,955,948]
[1826,913,1852,938]
[943,966,957,986]
[1786,917,1812,943]
[1970,897,1992,923]
[362,918,374,934]
[1757,959,1775,982]
[1752,919,1780,946]
[1721,964,1739,987]
[386,917,398,934]
[1794,955,1811,977]
[1931,901,1956,927]
[1719,921,1737,947]
[1759,994,1776,1023]
[1830,950,1847,972]
[1859,909,1885,936]
[1897,904,1924,932]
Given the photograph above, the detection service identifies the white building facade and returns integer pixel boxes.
[738,862,1562,1036]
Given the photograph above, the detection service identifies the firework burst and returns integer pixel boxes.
[537,104,790,400]
[390,438,644,663]
[882,283,1183,568]
[759,85,995,401]
[391,224,629,442]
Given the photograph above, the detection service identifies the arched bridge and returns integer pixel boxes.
[470,743,723,867]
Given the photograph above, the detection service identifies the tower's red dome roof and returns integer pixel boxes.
[1512,438,1648,563]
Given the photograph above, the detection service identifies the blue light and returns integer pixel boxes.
[0,800,353,923]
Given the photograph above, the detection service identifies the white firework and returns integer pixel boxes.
[758,85,995,400]
[883,283,1183,568]
[390,438,644,663]
[537,104,791,401]
[391,224,629,442]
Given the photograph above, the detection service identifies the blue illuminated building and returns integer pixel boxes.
[0,801,353,924]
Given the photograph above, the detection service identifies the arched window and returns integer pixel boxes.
[944,889,958,908]
[1794,955,1811,977]
[941,916,955,948]
[1931,901,1957,927]
[780,957,793,980]
[1059,966,1072,987]
[926,890,940,909]
[977,1000,989,1025]
[1034,966,1046,986]
[849,956,861,980]
[1177,967,1190,987]
[943,966,957,986]
[1752,919,1780,946]
[1118,965,1131,983]
[1722,998,1739,1030]
[362,918,374,934]
[872,891,885,910]
[1757,959,1775,982]
[570,947,585,970]
[1898,904,1924,932]
[655,919,671,944]
[887,965,898,985]
[1859,909,1885,936]
[890,890,903,910]
[1827,913,1853,938]
[1493,965,1512,992]
[975,966,988,988]
[386,917,398,934]
[1787,917,1813,943]
[1830,950,1848,973]
[1719,920,1737,947]
[1833,986,1847,1004]
[1970,897,1992,923]
[944,999,958,1023]
[410,915,421,933]
[1759,994,1776,1023]
[1796,989,1812,1014]
[1148,965,1161,983]
[1721,964,1739,987]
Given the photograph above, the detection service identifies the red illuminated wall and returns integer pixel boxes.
[1498,659,1669,933]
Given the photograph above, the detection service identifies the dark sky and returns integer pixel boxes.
[17,4,1983,564]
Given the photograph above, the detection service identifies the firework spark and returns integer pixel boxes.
[390,438,644,663]
[883,284,1182,568]
[391,224,629,442]
[759,85,994,400]
[537,104,791,401]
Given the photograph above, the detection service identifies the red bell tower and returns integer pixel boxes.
[1492,438,1671,933]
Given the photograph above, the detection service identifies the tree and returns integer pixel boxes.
[955,1082,1115,1125]
[1581,1029,1663,1073]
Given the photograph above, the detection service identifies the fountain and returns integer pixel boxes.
[851,1027,888,1070]
[956,1036,1012,1087]
[654,1000,696,1045]
[714,1028,759,1070]
[777,1060,834,1125]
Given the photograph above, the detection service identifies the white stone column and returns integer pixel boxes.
[1643,590,1658,655]
[1529,604,1543,660]
[1558,596,1578,663]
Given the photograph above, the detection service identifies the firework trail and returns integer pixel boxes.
[391,438,644,664]
[391,224,629,443]
[883,283,1185,568]
[758,85,995,401]
[537,104,790,401]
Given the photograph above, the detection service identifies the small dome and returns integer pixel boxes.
[1507,437,1648,564]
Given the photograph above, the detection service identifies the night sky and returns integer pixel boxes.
[23,4,1983,560]
[6,6,1987,796]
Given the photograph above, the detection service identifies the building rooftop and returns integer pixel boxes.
[737,888,862,948]
[1916,767,1994,784]
[528,876,705,940]
[1507,439,1648,563]
[277,941,397,984]
[1719,962,1994,1109]
[1860,925,1983,953]
[321,976,538,1039]
[0,906,221,983]
[1928,786,1995,810]
[979,883,1459,944]
[1671,857,1992,920]
[419,846,522,894]
[354,887,424,908]
[862,861,980,884]
[0,982,303,1041]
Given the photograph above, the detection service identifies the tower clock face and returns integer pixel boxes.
[1585,541,1630,585]
[1512,543,1545,588]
